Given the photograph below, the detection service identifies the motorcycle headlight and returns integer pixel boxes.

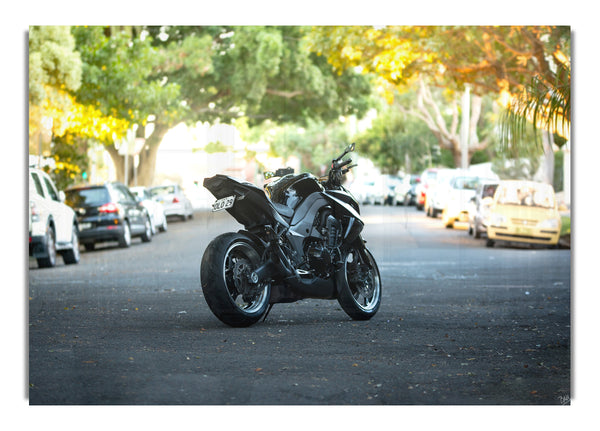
[491,213,506,226]
[539,218,560,229]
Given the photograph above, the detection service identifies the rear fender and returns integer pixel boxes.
[204,175,288,229]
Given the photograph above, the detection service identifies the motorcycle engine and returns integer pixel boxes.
[304,212,342,278]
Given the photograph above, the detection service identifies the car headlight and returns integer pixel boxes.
[491,213,506,226]
[539,218,560,229]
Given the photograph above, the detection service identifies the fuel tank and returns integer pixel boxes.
[265,173,324,210]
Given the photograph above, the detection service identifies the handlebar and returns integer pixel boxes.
[333,157,353,170]
[326,143,357,189]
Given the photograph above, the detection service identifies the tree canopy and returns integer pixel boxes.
[29,25,570,187]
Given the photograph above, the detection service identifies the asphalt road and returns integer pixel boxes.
[28,205,571,405]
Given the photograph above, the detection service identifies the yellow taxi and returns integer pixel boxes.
[486,180,561,247]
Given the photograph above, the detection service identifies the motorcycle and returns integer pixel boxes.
[201,143,382,327]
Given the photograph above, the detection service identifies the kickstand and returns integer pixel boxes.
[262,304,274,322]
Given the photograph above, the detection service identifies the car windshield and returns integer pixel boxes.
[452,177,478,190]
[481,184,498,198]
[150,186,176,196]
[495,183,555,209]
[65,187,110,207]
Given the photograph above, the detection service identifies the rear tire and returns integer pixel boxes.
[118,221,131,248]
[62,224,80,265]
[141,215,152,242]
[336,245,382,320]
[37,225,57,268]
[201,232,270,327]
[159,216,168,232]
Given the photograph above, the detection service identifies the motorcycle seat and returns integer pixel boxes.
[272,202,294,219]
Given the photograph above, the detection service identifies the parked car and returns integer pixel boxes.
[380,175,402,205]
[393,174,420,206]
[348,178,376,205]
[130,186,168,234]
[64,182,153,250]
[29,168,80,268]
[415,168,439,210]
[486,180,561,248]
[467,181,499,238]
[148,184,194,220]
[441,175,497,228]
[358,175,399,206]
[424,168,456,217]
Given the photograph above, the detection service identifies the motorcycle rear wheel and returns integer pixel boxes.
[201,232,271,327]
[336,245,382,320]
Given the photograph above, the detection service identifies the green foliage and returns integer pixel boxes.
[204,140,231,154]
[46,134,89,190]
[71,26,182,125]
[270,120,350,174]
[29,26,82,105]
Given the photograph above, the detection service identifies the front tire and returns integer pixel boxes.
[336,245,382,320]
[201,233,271,327]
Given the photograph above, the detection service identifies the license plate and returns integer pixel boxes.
[80,222,92,230]
[212,195,235,212]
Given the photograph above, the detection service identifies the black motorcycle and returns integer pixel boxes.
[201,143,382,327]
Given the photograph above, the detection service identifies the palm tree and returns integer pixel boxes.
[499,54,570,156]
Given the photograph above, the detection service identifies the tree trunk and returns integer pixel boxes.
[136,122,169,186]
[414,80,488,169]
[541,131,555,185]
[105,121,171,187]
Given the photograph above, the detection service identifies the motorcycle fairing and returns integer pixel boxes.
[322,191,364,243]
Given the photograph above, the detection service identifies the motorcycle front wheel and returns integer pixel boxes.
[201,232,271,327]
[336,245,382,320]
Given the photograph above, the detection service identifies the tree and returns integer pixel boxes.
[28,26,133,189]
[356,98,439,173]
[307,26,570,169]
[71,26,183,186]
[269,119,350,175]
[70,26,374,186]
[29,26,82,156]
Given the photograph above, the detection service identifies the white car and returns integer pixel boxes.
[467,181,499,238]
[424,168,456,217]
[130,187,168,234]
[441,175,480,228]
[148,184,194,221]
[29,168,80,268]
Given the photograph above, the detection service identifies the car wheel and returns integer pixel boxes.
[37,224,57,268]
[62,224,80,265]
[141,216,152,243]
[84,243,95,252]
[486,239,495,248]
[118,221,131,248]
[159,216,168,233]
